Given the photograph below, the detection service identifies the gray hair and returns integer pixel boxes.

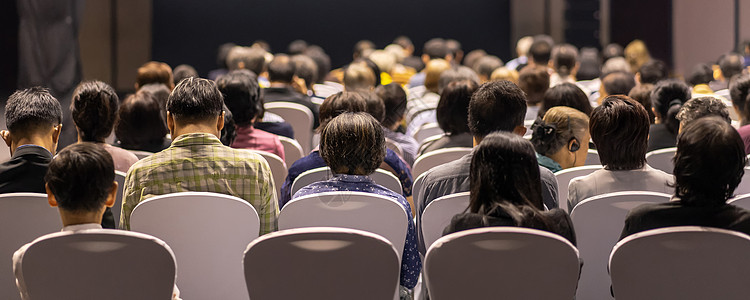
[676,96,731,128]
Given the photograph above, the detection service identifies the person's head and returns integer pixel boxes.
[515,36,534,58]
[45,143,116,225]
[576,47,601,81]
[468,80,528,141]
[676,97,731,132]
[718,52,745,81]
[394,35,414,56]
[628,83,656,123]
[490,67,519,84]
[463,49,487,69]
[651,79,691,134]
[384,44,407,63]
[601,57,631,75]
[674,117,746,205]
[470,132,544,215]
[437,80,478,136]
[353,40,376,60]
[624,39,651,72]
[166,77,225,137]
[602,43,624,62]
[529,39,552,67]
[344,61,377,92]
[375,83,407,129]
[687,63,714,86]
[368,50,397,74]
[637,59,668,84]
[115,91,168,149]
[320,112,385,176]
[358,91,385,123]
[288,39,308,55]
[226,46,267,75]
[291,54,318,90]
[220,104,236,146]
[267,54,296,84]
[730,74,750,121]
[551,44,578,78]
[173,64,198,86]
[71,81,119,143]
[446,39,463,63]
[438,66,480,94]
[215,43,237,69]
[518,66,550,106]
[590,95,650,170]
[531,106,590,169]
[424,59,452,93]
[216,69,262,127]
[473,56,503,83]
[422,38,449,62]
[136,61,174,90]
[138,83,171,123]
[318,91,368,131]
[540,83,593,116]
[599,71,636,104]
[2,87,63,155]
[304,47,331,84]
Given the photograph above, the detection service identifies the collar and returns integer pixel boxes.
[536,152,563,173]
[62,223,103,232]
[12,144,53,160]
[170,133,223,147]
[333,174,375,183]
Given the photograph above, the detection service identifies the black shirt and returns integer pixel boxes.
[647,124,677,152]
[263,86,320,129]
[444,207,577,245]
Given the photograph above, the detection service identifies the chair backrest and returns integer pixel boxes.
[16,230,176,300]
[128,150,154,160]
[244,150,286,200]
[727,192,750,210]
[243,227,400,300]
[417,133,445,154]
[645,147,677,174]
[424,227,580,300]
[385,138,405,159]
[130,192,260,300]
[279,191,409,259]
[570,191,671,300]
[554,165,603,211]
[421,192,470,250]
[265,102,314,153]
[610,226,750,300]
[733,167,750,195]
[585,149,601,165]
[413,122,444,145]
[112,171,126,228]
[523,119,534,138]
[0,193,62,300]
[0,144,10,163]
[291,167,402,196]
[412,147,473,179]
[312,83,343,99]
[278,136,305,167]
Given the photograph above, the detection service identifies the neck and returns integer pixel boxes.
[172,124,220,139]
[58,209,104,227]
[12,135,54,156]
[77,134,104,144]
[548,149,572,169]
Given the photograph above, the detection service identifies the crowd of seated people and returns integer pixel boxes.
[7,34,750,299]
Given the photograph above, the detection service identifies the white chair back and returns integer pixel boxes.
[417,133,445,154]
[312,83,343,99]
[733,167,750,195]
[585,149,601,165]
[0,143,10,163]
[113,171,126,228]
[15,230,176,300]
[130,192,260,300]
[523,119,534,138]
[421,192,470,250]
[645,147,677,174]
[279,191,409,259]
[291,167,402,197]
[128,150,154,160]
[424,227,580,300]
[727,192,750,210]
[244,150,286,200]
[243,227,400,300]
[570,191,671,300]
[278,136,305,167]
[0,193,61,300]
[554,165,602,211]
[412,147,472,179]
[610,226,750,300]
[412,122,443,145]
[385,138,405,159]
[265,102,314,153]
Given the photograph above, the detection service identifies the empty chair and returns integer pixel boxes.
[610,226,750,300]
[586,149,601,165]
[413,123,444,145]
[645,147,677,174]
[279,136,305,167]
[570,191,671,300]
[130,192,260,300]
[245,150,287,199]
[113,171,126,228]
[13,230,176,300]
[291,167,403,197]
[412,147,473,179]
[424,227,580,300]
[265,102,314,153]
[553,165,602,211]
[0,193,62,300]
[243,227,400,300]
[128,150,155,160]
[420,192,470,251]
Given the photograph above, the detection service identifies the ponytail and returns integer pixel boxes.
[665,99,682,134]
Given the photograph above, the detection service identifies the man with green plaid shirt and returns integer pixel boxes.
[120,77,278,234]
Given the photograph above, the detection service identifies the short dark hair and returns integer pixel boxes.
[687,63,714,86]
[674,117,746,205]
[468,80,527,139]
[304,47,331,84]
[139,83,171,124]
[463,49,487,69]
[115,91,168,150]
[529,39,552,65]
[638,59,668,84]
[45,142,114,212]
[220,103,236,146]
[627,83,656,123]
[320,112,385,175]
[393,36,413,50]
[518,66,550,105]
[423,38,448,59]
[602,43,624,62]
[167,77,224,123]
[676,97,731,128]
[601,71,636,96]
[173,64,199,85]
[374,83,407,128]
[216,70,261,126]
[292,55,318,89]
[719,52,745,80]
[473,56,503,80]
[651,79,691,134]
[551,44,578,78]
[136,61,173,88]
[5,87,62,135]
[438,66,480,93]
[437,80,478,135]
[729,74,750,119]
[267,54,296,83]
[71,81,119,142]
[227,46,267,74]
[359,91,385,123]
[577,48,601,81]
[288,39,308,55]
[318,91,368,131]
[540,82,593,117]
[216,43,237,69]
[590,95,650,170]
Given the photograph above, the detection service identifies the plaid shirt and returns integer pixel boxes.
[120,133,278,234]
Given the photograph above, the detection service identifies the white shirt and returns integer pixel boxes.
[567,164,674,211]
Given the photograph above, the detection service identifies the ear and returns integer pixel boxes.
[166,111,175,135]
[45,184,58,207]
[104,181,117,208]
[50,124,62,154]
[216,111,225,132]
[513,125,528,136]
[134,83,140,91]
[1,130,12,151]
[421,54,430,64]
[568,138,580,152]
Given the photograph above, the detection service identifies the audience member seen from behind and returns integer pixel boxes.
[293,112,421,292]
[444,132,576,245]
[567,95,673,211]
[620,117,750,239]
[710,52,745,92]
[676,97,731,133]
[647,80,691,152]
[636,59,668,85]
[419,80,478,155]
[627,83,656,124]
[71,81,139,173]
[549,44,579,87]
[135,61,174,91]
[115,91,171,153]
[531,107,590,173]
[730,75,750,154]
[121,78,278,234]
[263,54,320,129]
[217,70,285,160]
[598,71,636,105]
[539,82,593,117]
[374,84,419,166]
[172,64,198,86]
[518,66,550,121]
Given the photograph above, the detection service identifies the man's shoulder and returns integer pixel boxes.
[423,154,471,182]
